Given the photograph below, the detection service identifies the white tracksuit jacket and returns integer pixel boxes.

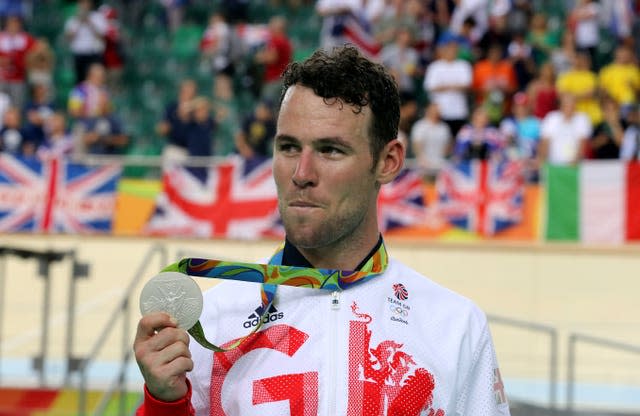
[187,258,511,416]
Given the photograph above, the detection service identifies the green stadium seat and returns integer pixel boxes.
[170,24,204,60]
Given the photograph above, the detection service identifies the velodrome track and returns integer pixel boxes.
[1,233,639,412]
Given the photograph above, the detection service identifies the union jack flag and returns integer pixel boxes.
[145,156,281,239]
[0,154,121,233]
[436,160,525,236]
[329,12,381,59]
[378,168,427,232]
[146,158,428,239]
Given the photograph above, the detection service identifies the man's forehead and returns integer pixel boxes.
[277,87,372,146]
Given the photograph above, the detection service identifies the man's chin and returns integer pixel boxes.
[284,232,319,250]
[283,224,325,249]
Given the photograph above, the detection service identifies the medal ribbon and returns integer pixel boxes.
[160,242,389,351]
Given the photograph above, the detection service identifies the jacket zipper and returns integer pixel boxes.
[328,290,340,415]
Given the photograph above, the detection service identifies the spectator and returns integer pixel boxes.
[25,37,54,90]
[398,91,418,149]
[157,78,197,163]
[620,104,640,161]
[402,0,436,66]
[379,25,420,98]
[526,12,559,67]
[220,0,250,24]
[506,31,535,91]
[455,16,478,62]
[200,12,234,101]
[234,99,275,165]
[64,0,108,83]
[476,12,510,60]
[410,102,452,178]
[506,0,532,39]
[23,82,55,147]
[0,89,10,128]
[590,96,623,159]
[549,30,576,76]
[427,0,455,30]
[373,0,420,48]
[539,93,592,166]
[37,112,75,160]
[600,0,635,46]
[73,93,128,155]
[67,62,111,120]
[254,15,293,105]
[454,106,506,161]
[184,96,216,182]
[99,5,126,92]
[598,44,640,110]
[0,106,32,156]
[423,37,472,136]
[449,0,488,44]
[0,14,36,109]
[499,92,540,180]
[556,51,601,126]
[526,61,558,120]
[568,0,601,67]
[472,42,517,124]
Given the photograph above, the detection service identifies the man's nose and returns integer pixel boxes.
[291,150,318,188]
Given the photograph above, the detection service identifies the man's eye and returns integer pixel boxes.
[320,146,344,156]
[278,143,298,153]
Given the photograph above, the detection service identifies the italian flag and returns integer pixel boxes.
[545,161,640,244]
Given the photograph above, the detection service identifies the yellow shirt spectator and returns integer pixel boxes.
[599,63,640,106]
[556,69,602,125]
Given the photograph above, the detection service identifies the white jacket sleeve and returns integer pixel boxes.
[456,322,511,416]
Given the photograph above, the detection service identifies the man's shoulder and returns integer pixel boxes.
[385,258,483,311]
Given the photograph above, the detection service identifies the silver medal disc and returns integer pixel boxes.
[139,271,203,330]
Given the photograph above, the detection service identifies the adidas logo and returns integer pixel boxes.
[243,304,284,328]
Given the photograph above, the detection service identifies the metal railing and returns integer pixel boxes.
[566,333,640,414]
[487,314,559,410]
[0,246,87,387]
[77,243,168,416]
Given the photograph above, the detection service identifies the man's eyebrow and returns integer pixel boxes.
[275,135,353,149]
[274,134,298,143]
[314,137,353,149]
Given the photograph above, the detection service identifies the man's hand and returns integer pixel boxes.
[134,312,193,402]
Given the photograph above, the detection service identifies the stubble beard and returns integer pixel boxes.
[279,200,369,251]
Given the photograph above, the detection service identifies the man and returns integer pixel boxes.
[423,37,473,137]
[254,15,293,105]
[134,46,510,416]
[556,50,601,126]
[539,93,592,166]
[0,14,36,109]
[67,62,111,120]
[63,0,108,83]
[598,44,640,111]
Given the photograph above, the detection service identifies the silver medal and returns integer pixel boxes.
[139,272,203,330]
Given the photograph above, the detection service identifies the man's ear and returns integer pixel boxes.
[375,139,405,185]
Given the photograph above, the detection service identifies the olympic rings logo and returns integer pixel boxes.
[389,305,408,317]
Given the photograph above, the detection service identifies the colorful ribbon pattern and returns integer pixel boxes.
[161,242,389,351]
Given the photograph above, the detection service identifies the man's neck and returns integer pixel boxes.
[283,235,383,271]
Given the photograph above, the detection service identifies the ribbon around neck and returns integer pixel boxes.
[160,242,389,352]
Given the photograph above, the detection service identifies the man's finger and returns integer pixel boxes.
[148,328,191,355]
[135,312,177,340]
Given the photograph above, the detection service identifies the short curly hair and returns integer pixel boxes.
[279,45,400,163]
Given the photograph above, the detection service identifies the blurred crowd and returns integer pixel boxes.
[0,0,639,183]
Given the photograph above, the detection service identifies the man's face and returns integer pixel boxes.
[273,85,380,250]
